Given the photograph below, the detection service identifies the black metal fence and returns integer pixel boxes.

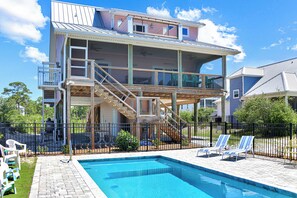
[0,122,296,160]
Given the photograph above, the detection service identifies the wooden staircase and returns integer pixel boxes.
[92,61,187,142]
[94,86,136,120]
[159,121,181,142]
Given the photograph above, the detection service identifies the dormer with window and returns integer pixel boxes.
[98,9,203,41]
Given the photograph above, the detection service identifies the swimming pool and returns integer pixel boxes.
[79,156,297,198]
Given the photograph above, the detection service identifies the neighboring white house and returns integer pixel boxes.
[216,57,297,122]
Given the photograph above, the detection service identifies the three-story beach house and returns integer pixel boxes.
[38,1,240,146]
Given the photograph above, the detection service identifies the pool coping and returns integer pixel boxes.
[72,159,107,198]
[74,155,297,198]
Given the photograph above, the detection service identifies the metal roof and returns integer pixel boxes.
[51,1,240,56]
[228,67,264,79]
[243,58,297,98]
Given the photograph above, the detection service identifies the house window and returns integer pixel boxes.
[182,27,189,37]
[133,24,146,33]
[117,19,122,27]
[163,25,174,35]
[233,89,239,99]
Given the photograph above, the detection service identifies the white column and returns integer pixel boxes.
[178,50,182,88]
[178,24,183,41]
[221,56,227,122]
[285,95,289,106]
[127,16,133,34]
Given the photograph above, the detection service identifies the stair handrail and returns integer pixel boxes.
[94,62,137,99]
[93,62,137,114]
[94,80,137,114]
[159,100,187,125]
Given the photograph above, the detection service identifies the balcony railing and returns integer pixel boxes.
[38,65,61,87]
[99,66,223,89]
[67,58,223,90]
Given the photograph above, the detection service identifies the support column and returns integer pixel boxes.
[194,100,199,136]
[178,24,183,41]
[177,105,180,123]
[221,56,227,122]
[128,44,133,85]
[171,92,177,120]
[135,91,142,140]
[66,85,71,146]
[285,95,289,106]
[177,50,183,88]
[91,86,95,149]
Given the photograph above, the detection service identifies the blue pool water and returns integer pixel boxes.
[79,156,296,198]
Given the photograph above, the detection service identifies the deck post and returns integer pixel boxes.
[91,86,95,149]
[177,105,180,123]
[194,101,199,136]
[171,92,177,120]
[221,56,227,122]
[285,95,289,106]
[128,44,133,85]
[66,84,71,147]
[177,50,182,88]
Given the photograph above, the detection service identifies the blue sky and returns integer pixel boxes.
[0,0,296,99]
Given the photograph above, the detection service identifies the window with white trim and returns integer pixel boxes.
[182,27,189,36]
[133,24,147,33]
[233,89,239,99]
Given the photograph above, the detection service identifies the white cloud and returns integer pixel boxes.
[0,0,48,44]
[205,64,214,70]
[198,19,245,62]
[174,7,202,21]
[278,27,285,34]
[146,6,245,62]
[21,46,48,64]
[33,75,38,80]
[146,6,171,18]
[290,44,297,51]
[262,37,291,50]
[202,7,217,14]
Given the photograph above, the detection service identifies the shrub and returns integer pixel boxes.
[115,130,139,151]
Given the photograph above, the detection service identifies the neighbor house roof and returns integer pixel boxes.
[228,67,264,79]
[243,58,297,98]
[51,1,240,56]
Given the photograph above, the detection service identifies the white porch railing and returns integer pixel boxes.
[38,63,61,87]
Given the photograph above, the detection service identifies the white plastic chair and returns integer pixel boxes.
[0,145,20,170]
[6,139,27,159]
[0,158,17,197]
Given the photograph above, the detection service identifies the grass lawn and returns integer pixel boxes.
[6,157,37,198]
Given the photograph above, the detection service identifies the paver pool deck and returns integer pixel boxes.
[29,149,297,198]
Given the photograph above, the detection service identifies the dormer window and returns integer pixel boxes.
[133,24,147,33]
[182,27,189,37]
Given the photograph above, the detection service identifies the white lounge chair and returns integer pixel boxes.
[0,145,20,170]
[222,136,254,161]
[197,134,230,157]
[6,139,27,159]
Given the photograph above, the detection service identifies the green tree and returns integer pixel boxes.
[2,82,32,112]
[180,110,193,123]
[71,106,89,123]
[234,96,297,124]
[198,108,215,123]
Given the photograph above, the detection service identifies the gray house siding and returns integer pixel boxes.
[243,76,261,94]
[230,77,242,115]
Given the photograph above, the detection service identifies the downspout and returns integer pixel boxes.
[58,33,68,145]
